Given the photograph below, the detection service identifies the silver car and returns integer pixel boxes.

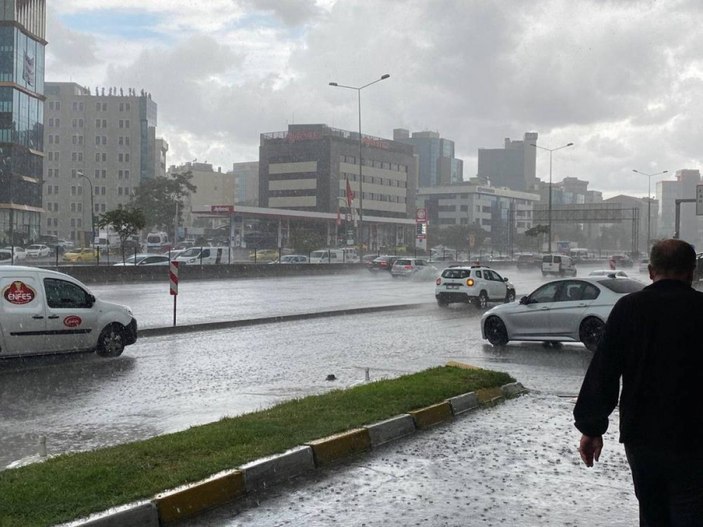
[480,276,645,351]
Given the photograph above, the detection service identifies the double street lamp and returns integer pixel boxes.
[77,171,95,249]
[633,168,668,251]
[329,73,390,257]
[530,142,574,254]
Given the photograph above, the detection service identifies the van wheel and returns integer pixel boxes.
[475,291,488,310]
[96,324,126,357]
[436,297,449,308]
[579,317,605,352]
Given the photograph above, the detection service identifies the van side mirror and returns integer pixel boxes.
[503,277,509,282]
[87,294,96,307]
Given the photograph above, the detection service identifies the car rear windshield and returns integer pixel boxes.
[395,259,411,265]
[598,279,646,293]
[441,269,470,279]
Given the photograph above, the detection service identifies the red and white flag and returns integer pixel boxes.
[345,177,354,208]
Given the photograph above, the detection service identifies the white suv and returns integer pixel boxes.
[435,265,516,309]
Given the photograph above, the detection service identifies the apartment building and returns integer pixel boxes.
[43,82,161,243]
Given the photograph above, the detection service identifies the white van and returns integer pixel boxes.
[309,248,360,264]
[173,246,230,265]
[0,266,137,359]
[541,254,577,277]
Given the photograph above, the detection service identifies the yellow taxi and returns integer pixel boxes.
[62,247,99,263]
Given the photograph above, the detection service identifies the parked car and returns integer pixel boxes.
[435,265,515,309]
[2,246,26,262]
[541,254,577,277]
[25,244,51,258]
[269,254,309,264]
[62,248,99,263]
[480,276,645,351]
[0,249,12,265]
[309,248,359,264]
[368,255,399,272]
[390,258,437,279]
[588,269,630,278]
[0,266,137,358]
[113,254,171,266]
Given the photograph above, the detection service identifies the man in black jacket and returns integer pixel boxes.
[574,239,703,526]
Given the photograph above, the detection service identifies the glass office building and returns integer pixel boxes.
[0,0,45,245]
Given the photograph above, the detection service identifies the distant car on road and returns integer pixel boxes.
[481,276,645,351]
[368,255,399,272]
[435,265,515,309]
[25,244,51,258]
[390,258,437,279]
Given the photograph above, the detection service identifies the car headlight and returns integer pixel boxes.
[466,278,474,286]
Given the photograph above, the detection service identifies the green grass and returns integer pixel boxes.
[0,365,514,527]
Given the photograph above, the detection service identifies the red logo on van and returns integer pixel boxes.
[63,315,82,328]
[3,281,35,305]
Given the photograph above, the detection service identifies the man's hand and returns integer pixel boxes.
[578,434,603,467]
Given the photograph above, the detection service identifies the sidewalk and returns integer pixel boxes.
[192,392,638,527]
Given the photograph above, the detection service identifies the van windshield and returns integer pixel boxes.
[179,248,200,258]
[310,251,327,258]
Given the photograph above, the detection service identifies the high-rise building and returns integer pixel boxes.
[477,132,538,191]
[43,82,161,243]
[0,0,46,245]
[656,169,701,245]
[393,129,463,187]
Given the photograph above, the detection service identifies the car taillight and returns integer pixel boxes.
[404,265,412,269]
[466,278,474,286]
[435,277,441,285]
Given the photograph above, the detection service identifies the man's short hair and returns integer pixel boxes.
[650,239,696,274]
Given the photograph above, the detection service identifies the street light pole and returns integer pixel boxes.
[329,74,390,258]
[530,142,574,253]
[77,171,95,249]
[632,169,668,252]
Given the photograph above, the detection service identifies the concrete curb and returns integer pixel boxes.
[60,377,529,527]
[137,304,424,338]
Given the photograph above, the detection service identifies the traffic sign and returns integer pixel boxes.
[416,208,427,222]
[169,261,179,296]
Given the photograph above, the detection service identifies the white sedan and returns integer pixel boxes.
[113,254,171,266]
[480,276,645,351]
[588,269,629,278]
[25,244,51,258]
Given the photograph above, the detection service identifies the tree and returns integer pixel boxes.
[130,171,196,241]
[96,206,146,261]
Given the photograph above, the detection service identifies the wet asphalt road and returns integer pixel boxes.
[0,266,647,525]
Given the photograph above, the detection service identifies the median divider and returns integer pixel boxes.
[137,304,424,338]
[63,371,528,527]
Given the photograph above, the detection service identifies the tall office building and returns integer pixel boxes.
[0,0,46,245]
[657,169,701,245]
[393,129,463,187]
[259,124,417,218]
[43,82,160,243]
[477,132,538,191]
[232,161,259,205]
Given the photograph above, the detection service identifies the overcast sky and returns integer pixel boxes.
[48,0,703,199]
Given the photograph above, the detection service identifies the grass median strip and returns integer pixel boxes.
[0,365,514,527]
